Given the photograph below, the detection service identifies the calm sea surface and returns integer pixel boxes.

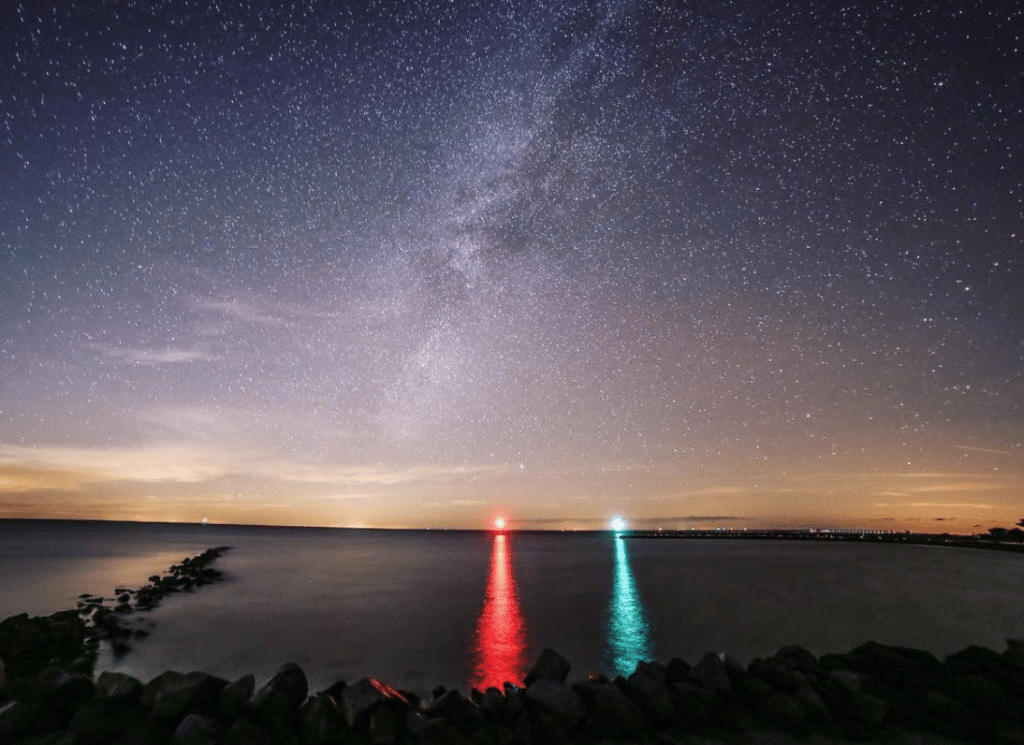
[2,520,1022,696]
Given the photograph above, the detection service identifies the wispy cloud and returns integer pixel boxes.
[875,502,994,509]
[194,298,284,325]
[90,343,214,365]
[0,442,511,491]
[954,445,1012,456]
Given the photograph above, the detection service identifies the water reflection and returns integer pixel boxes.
[606,535,652,677]
[471,533,528,690]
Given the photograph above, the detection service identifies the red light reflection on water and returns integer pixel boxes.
[471,533,527,690]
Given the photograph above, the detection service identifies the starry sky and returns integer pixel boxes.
[1,0,1022,532]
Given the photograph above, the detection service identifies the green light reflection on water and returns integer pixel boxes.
[607,534,652,677]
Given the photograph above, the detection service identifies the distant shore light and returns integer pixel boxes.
[610,517,627,532]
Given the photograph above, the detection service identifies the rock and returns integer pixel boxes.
[142,670,227,720]
[734,673,775,708]
[691,651,731,692]
[774,645,821,673]
[524,647,571,685]
[248,663,308,723]
[945,673,1005,716]
[666,657,691,681]
[342,676,408,728]
[299,692,345,744]
[94,671,143,702]
[172,713,224,745]
[0,699,40,742]
[221,717,275,745]
[219,673,254,718]
[1006,638,1024,663]
[748,657,806,692]
[409,715,466,745]
[526,678,586,741]
[828,669,866,693]
[525,678,585,724]
[572,679,646,737]
[369,700,402,744]
[851,691,889,725]
[672,681,717,725]
[756,692,805,732]
[426,687,482,732]
[794,681,832,721]
[66,701,133,743]
[478,686,504,721]
[627,663,674,721]
[502,681,524,722]
[31,665,95,717]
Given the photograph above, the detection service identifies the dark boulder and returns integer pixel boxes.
[756,691,805,733]
[672,680,717,726]
[299,692,346,744]
[524,647,571,685]
[369,700,404,745]
[773,645,820,673]
[945,673,1005,717]
[665,657,691,682]
[94,671,143,703]
[1006,638,1024,663]
[626,662,674,721]
[219,673,254,718]
[0,698,41,742]
[142,670,227,720]
[425,687,483,732]
[850,690,889,726]
[478,686,504,722]
[733,673,775,709]
[572,678,646,737]
[502,681,525,722]
[66,701,135,744]
[222,717,275,745]
[525,678,586,741]
[690,651,731,692]
[31,665,95,718]
[828,669,866,693]
[748,657,806,692]
[342,675,409,740]
[171,713,223,745]
[794,680,832,722]
[247,663,308,723]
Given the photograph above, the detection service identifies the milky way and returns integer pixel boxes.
[1,1,1021,530]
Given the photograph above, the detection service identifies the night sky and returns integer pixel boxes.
[2,1,1021,531]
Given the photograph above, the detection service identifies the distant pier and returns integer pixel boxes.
[622,528,1024,553]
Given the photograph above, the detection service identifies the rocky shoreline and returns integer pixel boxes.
[2,546,1023,744]
[3,631,1023,744]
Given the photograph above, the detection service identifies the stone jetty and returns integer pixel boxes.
[2,640,1023,744]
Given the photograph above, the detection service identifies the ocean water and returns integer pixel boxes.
[1,520,1022,696]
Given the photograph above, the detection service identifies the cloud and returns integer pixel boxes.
[954,445,1012,456]
[194,298,285,325]
[0,442,511,492]
[89,343,214,365]
[875,502,994,509]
